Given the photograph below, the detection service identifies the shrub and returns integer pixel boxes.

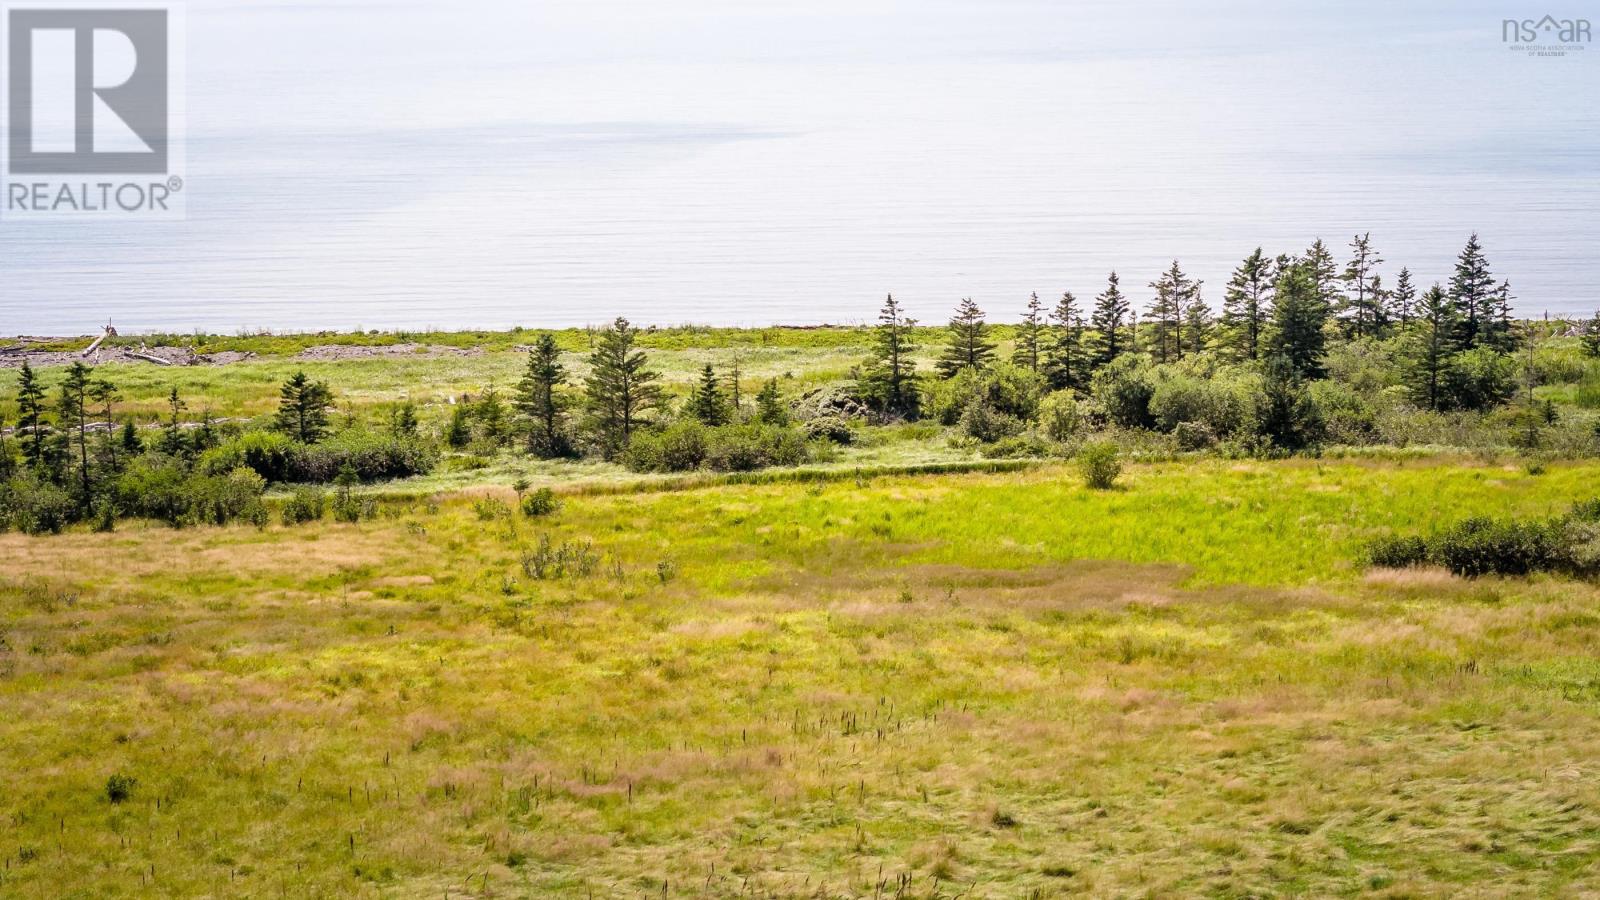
[1090,356,1156,429]
[1077,440,1122,490]
[522,487,559,517]
[198,431,296,482]
[1444,348,1518,413]
[1149,373,1254,437]
[958,400,1024,443]
[105,773,136,804]
[1038,392,1089,442]
[281,487,325,525]
[1364,534,1429,569]
[1,474,75,535]
[473,497,510,521]
[115,459,191,527]
[330,465,376,523]
[705,424,808,472]
[1430,517,1559,578]
[980,434,1053,459]
[1172,421,1217,451]
[288,431,437,483]
[624,421,709,473]
[926,364,1044,427]
[188,468,269,527]
[802,415,854,445]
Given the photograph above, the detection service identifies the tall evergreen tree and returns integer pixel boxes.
[513,333,572,458]
[935,297,997,378]
[1339,233,1386,338]
[475,383,508,446]
[1012,292,1046,372]
[56,362,95,504]
[1220,248,1273,362]
[1390,267,1417,326]
[1089,272,1130,367]
[754,379,788,426]
[1449,233,1496,348]
[1043,291,1087,391]
[687,364,729,426]
[1182,287,1211,356]
[1482,279,1518,352]
[1403,284,1461,411]
[1304,239,1345,314]
[14,359,48,471]
[1582,309,1600,359]
[159,386,188,457]
[1268,260,1329,379]
[88,376,122,474]
[859,294,920,419]
[274,371,334,444]
[583,317,662,458]
[1145,261,1195,363]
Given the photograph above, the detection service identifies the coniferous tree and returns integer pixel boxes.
[513,333,572,457]
[936,297,996,378]
[727,356,744,420]
[1044,291,1087,391]
[1482,279,1518,352]
[1391,267,1417,326]
[274,371,333,444]
[1220,248,1273,362]
[859,294,920,419]
[1090,272,1130,367]
[1258,355,1322,451]
[15,359,48,471]
[88,376,122,474]
[1182,288,1211,356]
[1145,261,1195,363]
[687,364,729,426]
[1339,233,1385,338]
[1012,292,1045,372]
[1268,260,1329,379]
[1403,284,1461,412]
[0,414,12,481]
[754,379,788,426]
[1304,239,1345,314]
[158,386,187,456]
[583,317,662,458]
[1582,309,1600,359]
[389,401,419,437]
[475,383,508,446]
[1449,233,1496,348]
[56,362,94,504]
[443,403,472,449]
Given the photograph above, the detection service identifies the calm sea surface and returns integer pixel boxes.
[2,0,1596,334]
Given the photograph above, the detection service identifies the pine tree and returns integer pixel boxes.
[1391,267,1417,326]
[1268,260,1329,379]
[727,356,744,420]
[859,294,920,419]
[1145,261,1195,363]
[1449,233,1496,348]
[583,317,662,458]
[88,376,121,473]
[755,379,788,426]
[56,362,95,505]
[389,401,419,437]
[1182,287,1211,356]
[1044,291,1087,391]
[274,371,333,444]
[1582,309,1600,359]
[159,386,188,457]
[687,364,729,426]
[1403,284,1461,411]
[1304,239,1345,314]
[935,298,996,378]
[1090,272,1130,367]
[1012,292,1046,372]
[1220,248,1273,362]
[475,383,508,446]
[1339,233,1385,338]
[1481,279,1518,352]
[513,333,572,457]
[15,359,48,471]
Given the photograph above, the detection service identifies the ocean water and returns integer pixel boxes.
[2,0,1596,334]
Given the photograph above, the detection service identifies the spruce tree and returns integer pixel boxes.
[57,362,95,505]
[474,383,508,446]
[1582,309,1600,359]
[1012,292,1045,372]
[755,379,788,426]
[1044,291,1087,391]
[159,386,188,457]
[1182,288,1211,356]
[1145,261,1195,363]
[15,359,48,471]
[1268,260,1329,379]
[1404,284,1461,411]
[1304,239,1345,314]
[1391,267,1417,326]
[1089,272,1130,367]
[88,376,121,474]
[513,333,572,458]
[274,371,333,444]
[1339,233,1385,338]
[1449,233,1496,348]
[1482,279,1518,352]
[583,317,662,457]
[687,364,729,426]
[1220,248,1273,362]
[935,297,996,378]
[859,294,920,419]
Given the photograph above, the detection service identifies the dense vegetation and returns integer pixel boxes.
[4,233,1600,534]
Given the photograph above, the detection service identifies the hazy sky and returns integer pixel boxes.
[2,0,1597,332]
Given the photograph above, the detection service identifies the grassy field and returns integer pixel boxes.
[4,457,1600,897]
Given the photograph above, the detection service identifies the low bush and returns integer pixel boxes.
[1077,440,1122,490]
[188,468,270,527]
[290,431,437,483]
[198,431,296,482]
[802,415,854,445]
[1364,534,1429,569]
[281,487,325,525]
[522,487,560,517]
[626,422,811,473]
[0,473,75,535]
[979,434,1054,459]
[1362,498,1600,579]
